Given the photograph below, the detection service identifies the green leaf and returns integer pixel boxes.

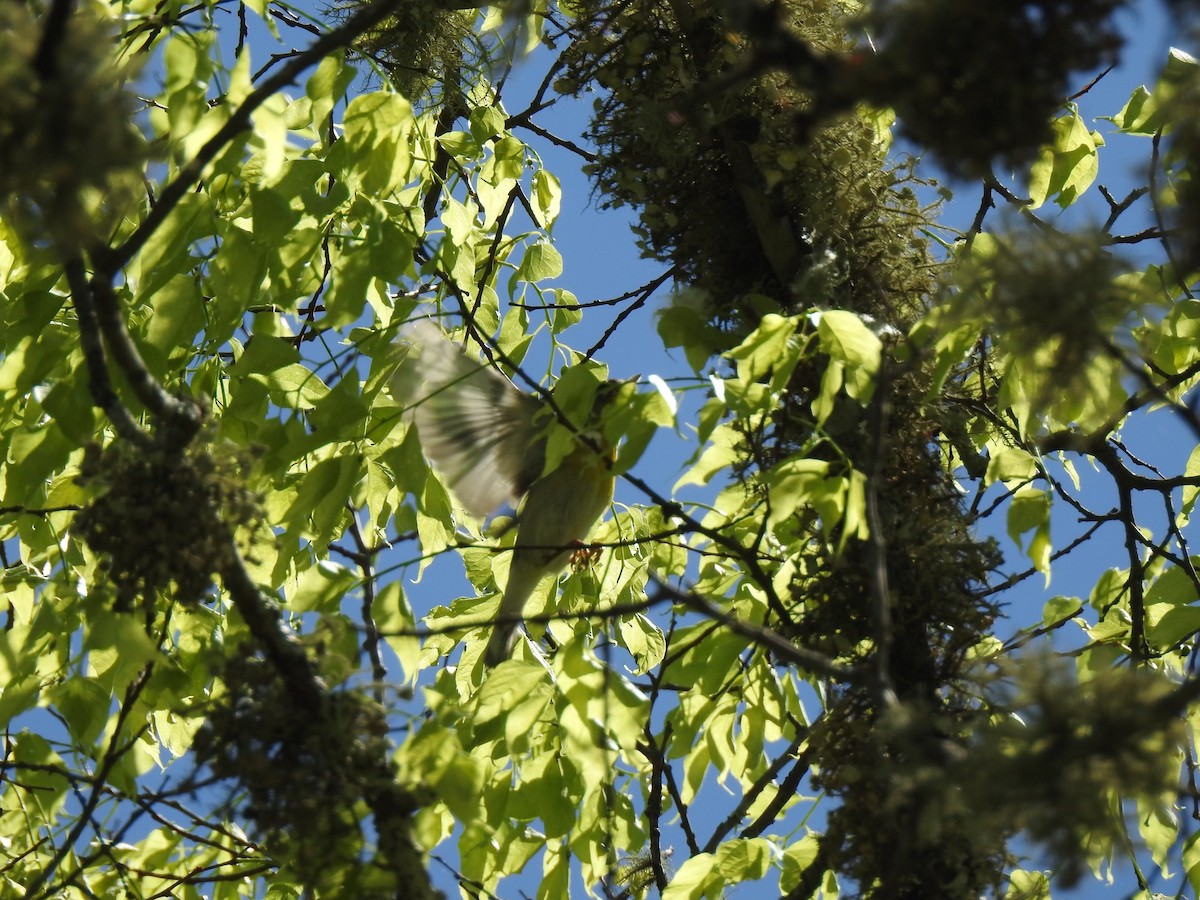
[471,662,551,730]
[816,309,882,377]
[811,356,840,426]
[618,613,666,674]
[248,178,305,245]
[1112,85,1157,134]
[250,93,289,182]
[43,678,110,746]
[142,274,206,366]
[469,105,507,143]
[779,834,822,893]
[1041,595,1083,627]
[1145,603,1200,649]
[760,457,835,530]
[438,195,477,249]
[658,293,722,372]
[129,192,211,300]
[555,645,648,759]
[162,32,215,139]
[509,754,573,836]
[258,364,331,409]
[714,838,771,881]
[323,242,374,328]
[1184,830,1200,897]
[281,453,361,550]
[0,675,40,729]
[1110,48,1200,136]
[436,130,483,159]
[1027,106,1101,209]
[662,852,721,900]
[436,752,486,822]
[1005,869,1051,899]
[85,613,160,693]
[1145,559,1200,606]
[1087,567,1127,612]
[551,288,582,330]
[5,733,70,823]
[306,55,353,131]
[503,684,556,756]
[728,313,798,383]
[531,169,562,227]
[371,580,421,680]
[403,722,487,824]
[1007,486,1052,576]
[518,240,563,283]
[342,92,414,194]
[152,708,204,759]
[675,424,740,489]
[985,446,1038,485]
[537,841,570,900]
[365,197,420,283]
[289,561,357,613]
[1183,443,1200,519]
[207,226,271,344]
[1137,797,1177,876]
[309,374,371,435]
[492,136,525,181]
[5,422,73,505]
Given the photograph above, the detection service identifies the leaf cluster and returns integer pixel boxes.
[0,1,144,246]
[963,658,1185,886]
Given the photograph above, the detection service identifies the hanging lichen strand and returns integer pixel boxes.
[563,1,1009,894]
[568,1,928,321]
[327,0,483,104]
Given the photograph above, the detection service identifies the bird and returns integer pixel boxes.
[392,321,628,666]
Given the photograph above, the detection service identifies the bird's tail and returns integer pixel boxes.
[482,556,551,667]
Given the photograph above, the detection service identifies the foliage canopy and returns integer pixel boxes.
[2,1,1200,898]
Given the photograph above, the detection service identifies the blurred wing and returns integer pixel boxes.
[394,322,543,519]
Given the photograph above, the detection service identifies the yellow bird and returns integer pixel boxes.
[394,321,627,666]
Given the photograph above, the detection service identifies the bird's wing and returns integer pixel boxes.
[394,321,544,519]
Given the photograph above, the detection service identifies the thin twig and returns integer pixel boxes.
[347,505,387,694]
[704,725,808,852]
[650,579,858,683]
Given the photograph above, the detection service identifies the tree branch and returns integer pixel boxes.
[218,539,327,711]
[704,724,809,852]
[88,277,203,444]
[62,257,151,448]
[347,505,388,694]
[32,0,76,79]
